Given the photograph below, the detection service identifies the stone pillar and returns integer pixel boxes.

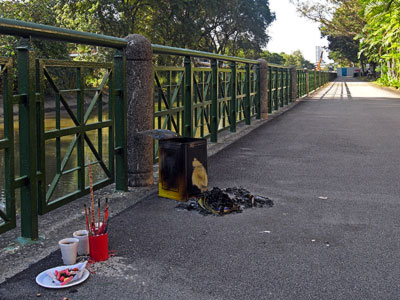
[125,34,154,186]
[306,70,310,95]
[290,66,297,102]
[258,59,268,119]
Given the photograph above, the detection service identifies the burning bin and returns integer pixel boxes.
[159,138,207,201]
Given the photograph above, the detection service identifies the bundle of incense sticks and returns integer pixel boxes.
[84,161,109,236]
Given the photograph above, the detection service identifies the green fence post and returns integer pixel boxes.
[256,63,261,119]
[280,69,284,108]
[268,66,272,113]
[210,59,218,142]
[76,66,85,194]
[306,70,310,96]
[291,67,297,101]
[183,56,193,137]
[230,61,236,132]
[114,49,128,191]
[289,68,292,103]
[17,38,38,240]
[1,57,16,234]
[286,69,289,105]
[274,67,278,110]
[245,63,251,125]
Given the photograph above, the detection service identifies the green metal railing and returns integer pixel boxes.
[151,45,332,161]
[152,45,260,160]
[267,65,291,114]
[0,18,127,239]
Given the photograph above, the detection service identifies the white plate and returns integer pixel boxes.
[36,266,90,289]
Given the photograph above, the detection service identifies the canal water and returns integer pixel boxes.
[0,111,110,218]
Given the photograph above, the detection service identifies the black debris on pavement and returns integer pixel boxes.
[176,187,273,215]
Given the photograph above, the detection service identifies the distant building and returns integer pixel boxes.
[315,46,323,67]
[336,67,361,77]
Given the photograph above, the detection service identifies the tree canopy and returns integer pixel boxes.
[357,0,400,86]
[259,50,315,69]
[291,0,365,66]
[1,0,276,58]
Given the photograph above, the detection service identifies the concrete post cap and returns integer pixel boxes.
[125,34,153,60]
[257,58,268,69]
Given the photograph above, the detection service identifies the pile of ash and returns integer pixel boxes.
[176,187,273,215]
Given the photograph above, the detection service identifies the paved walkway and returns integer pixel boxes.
[2,78,400,299]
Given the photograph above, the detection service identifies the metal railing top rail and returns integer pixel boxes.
[0,18,126,49]
[152,44,259,64]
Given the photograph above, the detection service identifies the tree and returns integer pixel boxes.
[258,50,314,68]
[290,0,365,67]
[282,50,314,69]
[358,0,400,86]
[259,51,285,65]
[1,0,276,60]
[0,0,68,58]
[145,0,275,56]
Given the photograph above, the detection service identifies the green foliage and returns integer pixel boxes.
[281,50,314,69]
[376,74,400,89]
[259,51,285,65]
[0,0,276,60]
[292,0,365,66]
[0,0,69,58]
[358,0,400,81]
[259,50,314,68]
[144,0,275,56]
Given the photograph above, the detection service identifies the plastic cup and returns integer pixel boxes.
[73,230,89,256]
[89,233,109,262]
[58,238,79,265]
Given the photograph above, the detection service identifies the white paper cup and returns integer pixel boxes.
[58,238,79,265]
[73,230,89,256]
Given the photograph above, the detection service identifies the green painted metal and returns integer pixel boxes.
[114,50,127,191]
[211,59,218,141]
[17,38,39,239]
[184,56,193,137]
[152,44,259,64]
[280,68,283,107]
[274,68,279,111]
[244,64,251,125]
[268,66,272,113]
[255,64,261,119]
[230,62,237,133]
[285,69,289,105]
[0,57,16,234]
[290,69,292,102]
[38,59,115,214]
[193,67,212,139]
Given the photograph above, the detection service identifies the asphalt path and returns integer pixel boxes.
[2,78,400,299]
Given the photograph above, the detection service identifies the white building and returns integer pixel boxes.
[336,67,361,77]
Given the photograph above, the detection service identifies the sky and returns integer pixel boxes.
[266,0,329,64]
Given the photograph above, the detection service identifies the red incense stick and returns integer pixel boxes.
[84,204,90,234]
[89,161,95,230]
[97,199,101,235]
